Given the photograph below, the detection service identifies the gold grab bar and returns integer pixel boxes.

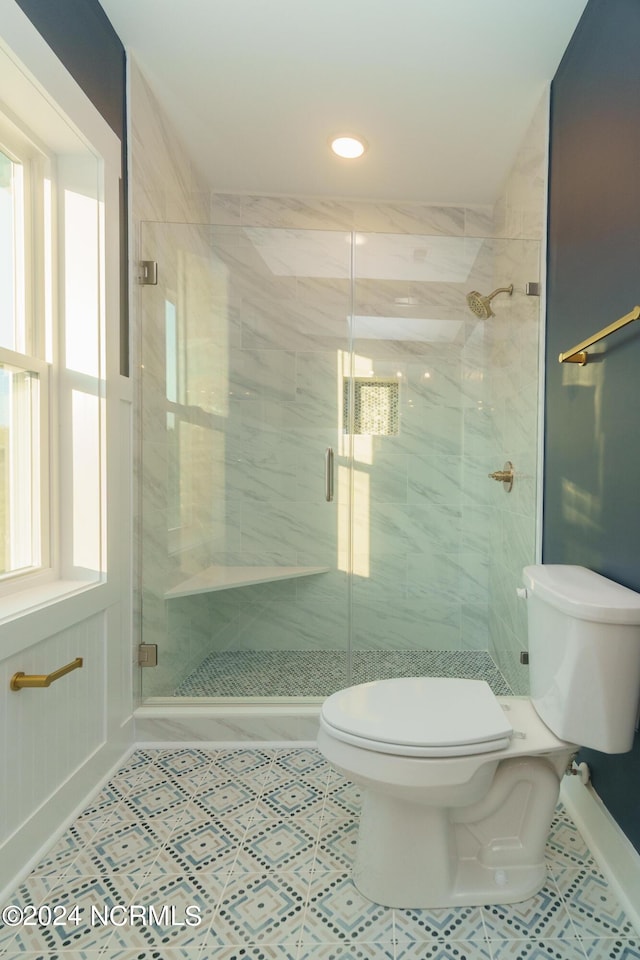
[558,305,640,365]
[10,657,83,691]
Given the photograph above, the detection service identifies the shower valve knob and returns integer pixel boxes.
[488,461,514,492]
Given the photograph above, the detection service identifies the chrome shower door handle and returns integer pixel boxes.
[325,447,334,502]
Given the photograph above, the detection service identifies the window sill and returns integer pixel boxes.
[0,579,108,659]
[0,578,101,624]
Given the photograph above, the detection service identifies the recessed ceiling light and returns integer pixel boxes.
[330,135,367,159]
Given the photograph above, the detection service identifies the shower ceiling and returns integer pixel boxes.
[98,0,587,204]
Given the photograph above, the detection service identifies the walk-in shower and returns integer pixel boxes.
[138,223,541,703]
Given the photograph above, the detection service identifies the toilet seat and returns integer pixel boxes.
[320,677,513,758]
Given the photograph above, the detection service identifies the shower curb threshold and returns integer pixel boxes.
[136,697,324,712]
[134,699,322,744]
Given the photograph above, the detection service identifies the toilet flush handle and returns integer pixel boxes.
[516,587,528,600]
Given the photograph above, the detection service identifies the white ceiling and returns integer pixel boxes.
[98,0,588,205]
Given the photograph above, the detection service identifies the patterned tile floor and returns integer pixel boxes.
[1,746,639,960]
[173,650,513,698]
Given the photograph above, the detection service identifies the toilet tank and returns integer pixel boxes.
[523,565,640,753]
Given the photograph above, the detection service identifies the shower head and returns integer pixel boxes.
[465,284,514,319]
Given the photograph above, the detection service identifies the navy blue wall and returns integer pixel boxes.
[14,0,129,374]
[545,0,640,851]
[14,0,125,137]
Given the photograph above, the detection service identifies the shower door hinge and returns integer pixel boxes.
[138,260,158,285]
[138,643,158,667]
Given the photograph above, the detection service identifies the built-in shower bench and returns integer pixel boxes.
[165,565,330,599]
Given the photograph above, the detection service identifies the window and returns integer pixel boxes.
[0,128,50,582]
[0,93,105,598]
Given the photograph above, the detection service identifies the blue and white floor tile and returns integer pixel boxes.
[1,746,638,960]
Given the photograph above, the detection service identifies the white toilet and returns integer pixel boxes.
[317,565,640,908]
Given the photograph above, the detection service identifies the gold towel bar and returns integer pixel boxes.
[10,657,83,691]
[559,305,640,365]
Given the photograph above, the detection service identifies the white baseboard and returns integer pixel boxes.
[561,775,640,933]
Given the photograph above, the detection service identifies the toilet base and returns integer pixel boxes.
[351,756,562,908]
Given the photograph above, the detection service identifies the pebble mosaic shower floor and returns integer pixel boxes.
[173,650,513,698]
[1,746,638,959]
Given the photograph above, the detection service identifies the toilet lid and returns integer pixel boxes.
[321,677,513,751]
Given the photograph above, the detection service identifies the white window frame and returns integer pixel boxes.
[0,0,123,644]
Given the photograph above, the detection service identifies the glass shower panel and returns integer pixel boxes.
[139,222,353,698]
[349,233,540,694]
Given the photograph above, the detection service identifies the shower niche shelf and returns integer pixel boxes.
[165,565,330,599]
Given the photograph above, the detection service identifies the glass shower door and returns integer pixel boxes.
[349,231,494,681]
[139,222,354,699]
